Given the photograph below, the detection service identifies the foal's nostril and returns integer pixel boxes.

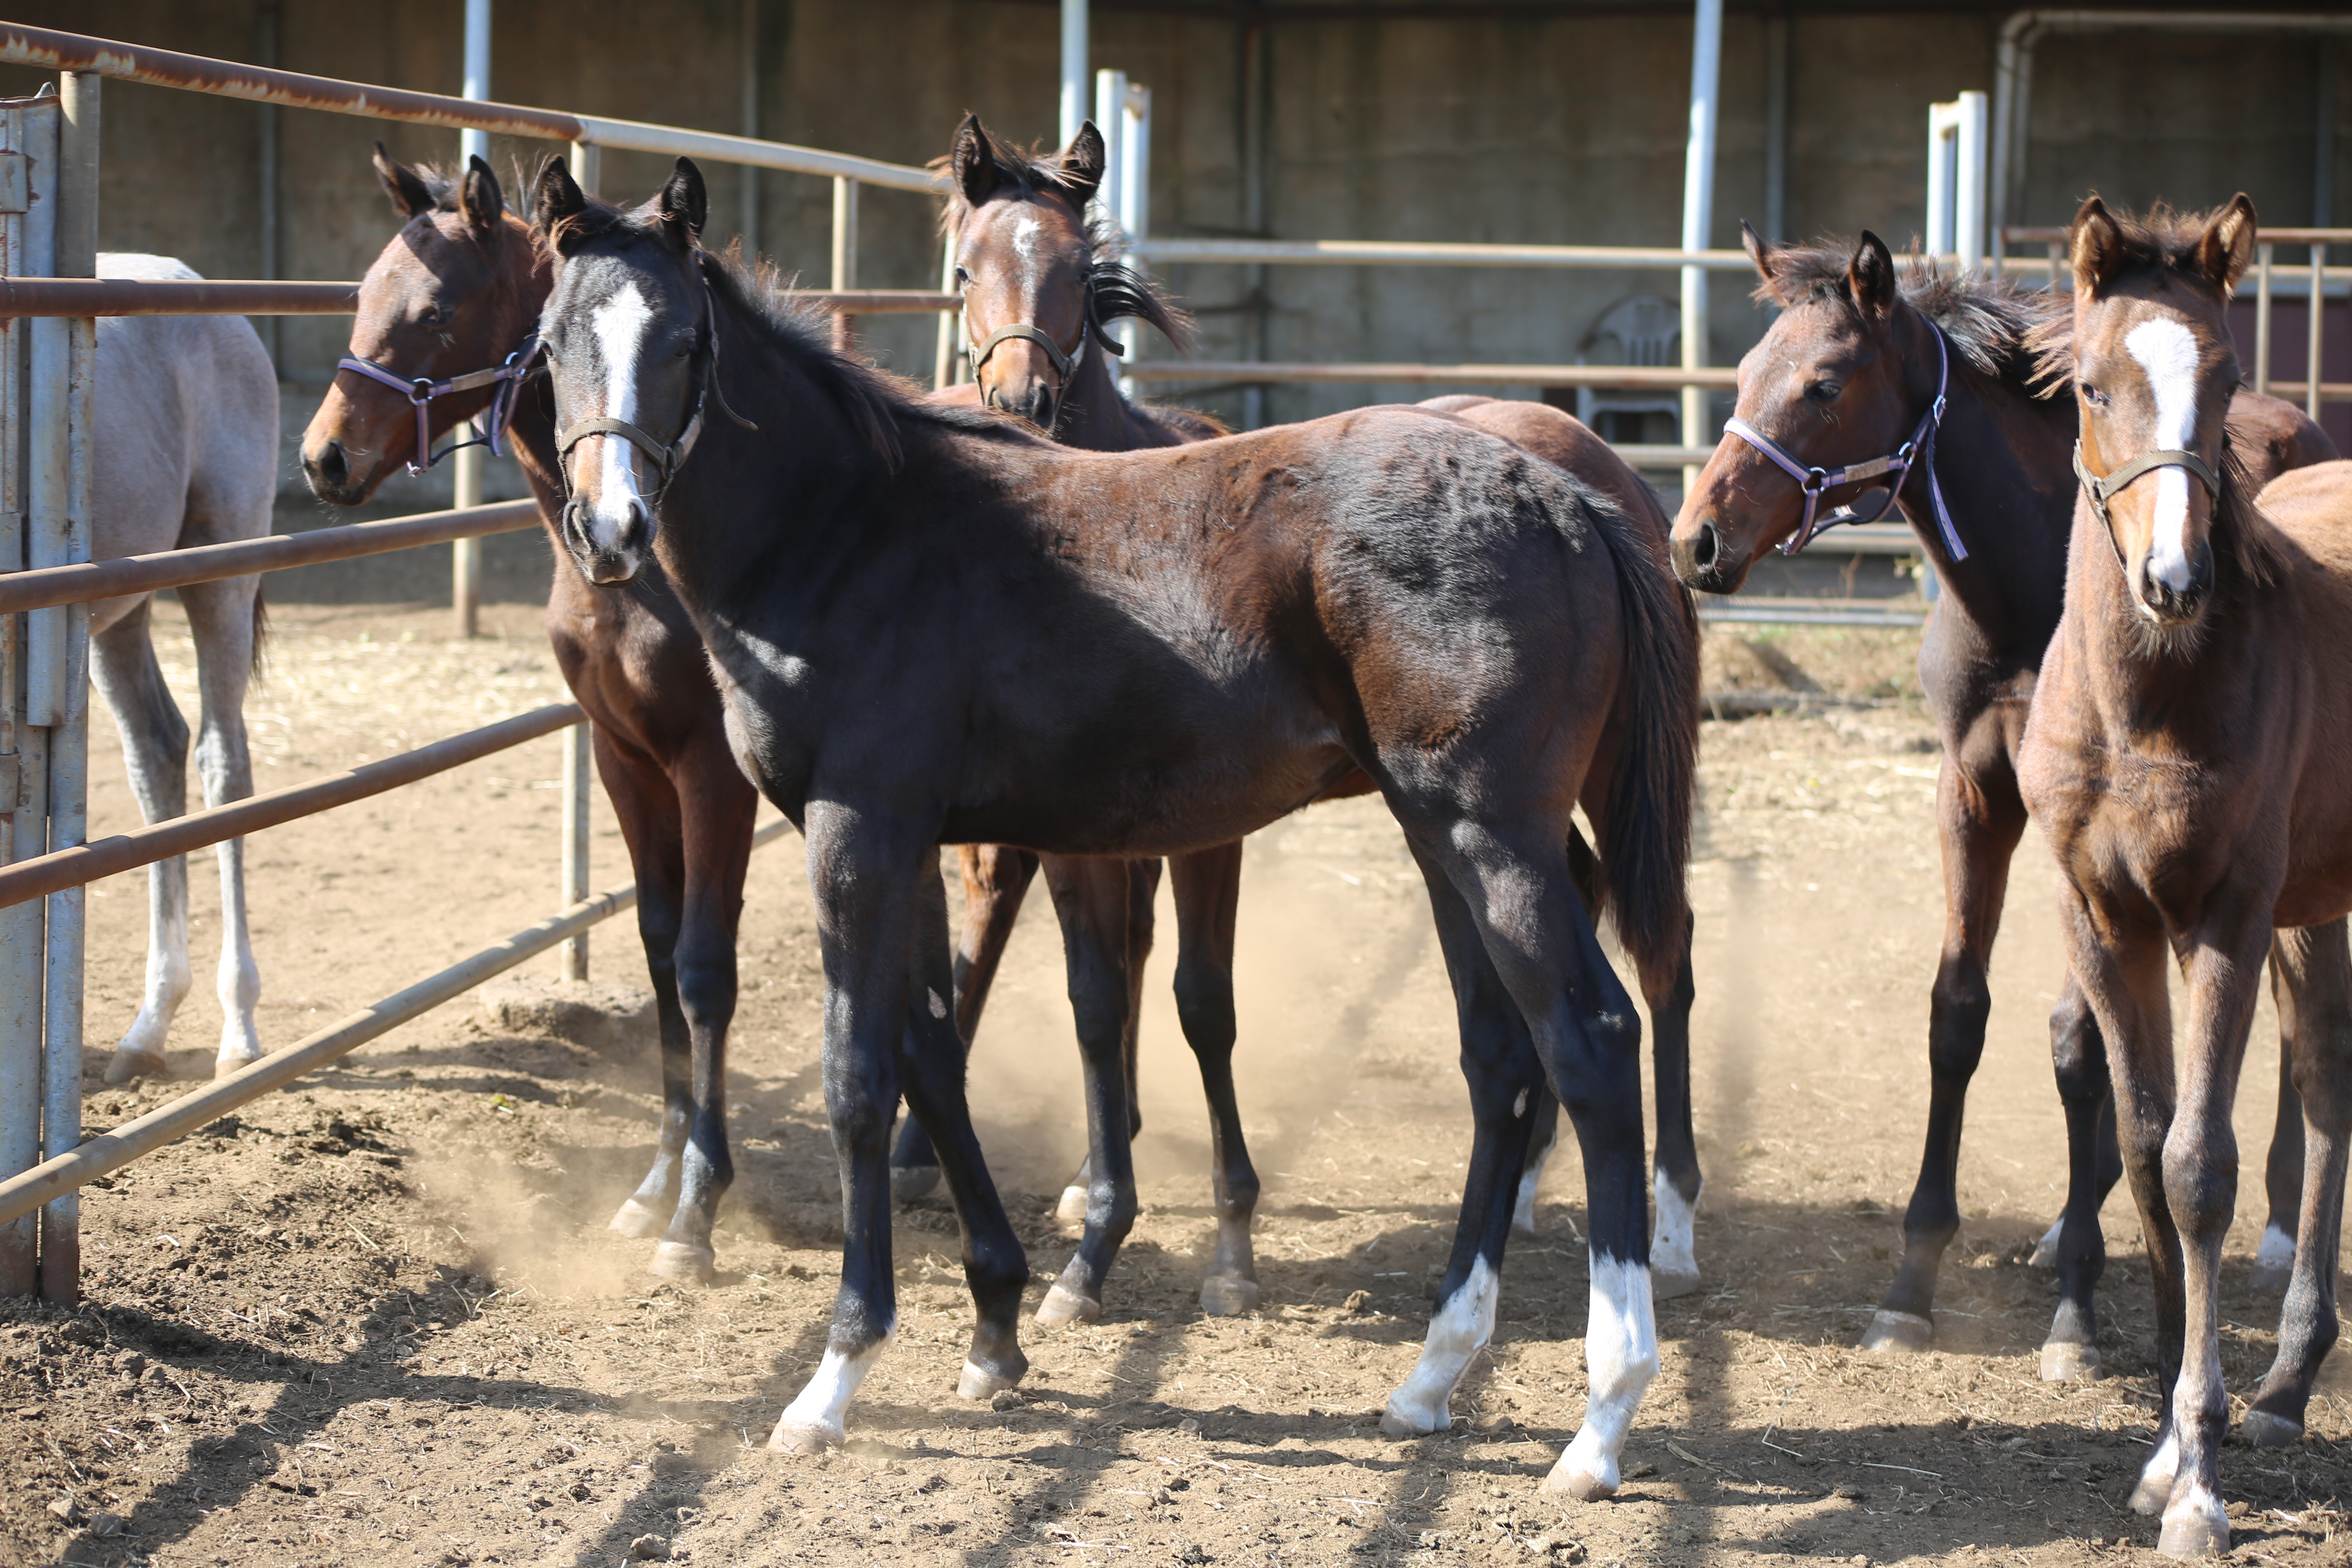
[1693,521,1719,570]
[309,440,347,490]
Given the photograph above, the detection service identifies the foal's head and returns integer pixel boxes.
[942,114,1185,432]
[1674,229,1936,592]
[2066,194,2263,632]
[302,147,547,504]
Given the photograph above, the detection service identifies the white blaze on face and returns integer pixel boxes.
[2123,316,2202,593]
[1011,212,1043,299]
[1553,1251,1660,1494]
[580,278,655,551]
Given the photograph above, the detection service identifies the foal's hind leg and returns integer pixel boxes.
[2244,918,2350,1448]
[179,576,263,1074]
[1033,855,1142,1327]
[1168,842,1261,1314]
[91,599,193,1084]
[1864,745,2028,1354]
[2252,997,2305,1293]
[2038,973,2117,1381]
[891,844,1040,1202]
[647,745,758,1285]
[1644,912,1701,1298]
[1056,857,1160,1226]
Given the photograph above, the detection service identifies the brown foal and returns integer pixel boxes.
[2019,195,2352,1558]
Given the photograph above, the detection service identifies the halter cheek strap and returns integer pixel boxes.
[2071,442,2221,529]
[1719,325,1969,562]
[336,333,545,477]
[968,284,1129,385]
[553,273,757,494]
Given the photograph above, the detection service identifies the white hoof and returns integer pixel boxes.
[648,1242,715,1285]
[2251,1225,2296,1294]
[1198,1275,1259,1316]
[1055,1185,1089,1228]
[1034,1282,1098,1327]
[1858,1310,1933,1354]
[1379,1395,1448,1439]
[766,1417,842,1454]
[1541,1452,1617,1501]
[104,1047,166,1086]
[2157,1486,2227,1558]
[2028,1217,2065,1269]
[2040,1340,2100,1383]
[2242,1410,2301,1449]
[213,1040,264,1079]
[957,1360,1018,1401]
[610,1198,667,1238]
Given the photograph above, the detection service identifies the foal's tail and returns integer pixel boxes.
[1585,490,1699,998]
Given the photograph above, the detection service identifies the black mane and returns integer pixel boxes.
[1756,242,2070,401]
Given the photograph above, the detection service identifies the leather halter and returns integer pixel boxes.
[2071,439,2223,570]
[337,332,543,476]
[1719,325,1969,562]
[555,274,757,491]
[968,281,1127,385]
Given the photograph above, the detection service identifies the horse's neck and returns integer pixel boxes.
[1893,310,2073,657]
[1056,341,1139,452]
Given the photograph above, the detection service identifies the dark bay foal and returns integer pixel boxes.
[2020,195,2352,1556]
[532,156,1697,1495]
[301,151,758,1285]
[1669,227,2332,1379]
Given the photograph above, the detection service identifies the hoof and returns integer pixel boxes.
[2129,1470,2174,1516]
[2242,1410,2302,1449]
[891,1164,942,1205]
[648,1241,715,1286]
[609,1198,666,1239]
[1652,1263,1701,1301]
[2250,1226,2296,1294]
[1035,1282,1100,1327]
[1379,1399,1446,1440]
[2158,1505,2229,1558]
[213,1045,263,1080]
[1540,1459,1616,1501]
[2028,1218,2065,1270]
[1859,1310,1933,1354]
[2040,1340,2100,1383]
[957,1359,1021,1402]
[766,1417,842,1454]
[1055,1185,1089,1228]
[1198,1275,1260,1316]
[105,1049,165,1087]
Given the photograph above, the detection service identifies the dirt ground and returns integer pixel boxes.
[0,598,2345,1568]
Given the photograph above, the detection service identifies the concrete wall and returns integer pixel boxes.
[6,3,2347,464]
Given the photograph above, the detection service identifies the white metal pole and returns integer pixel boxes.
[1956,90,1989,269]
[1094,68,1127,224]
[1926,104,1957,259]
[1118,82,1150,396]
[40,68,98,1306]
[560,722,590,981]
[1679,0,1723,497]
[0,90,49,1300]
[1060,0,1089,148]
[934,230,960,391]
[831,176,858,352]
[451,0,491,639]
[2310,242,2327,424]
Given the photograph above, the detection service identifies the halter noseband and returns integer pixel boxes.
[336,333,544,477]
[968,279,1127,386]
[1719,324,1969,562]
[2071,440,2222,571]
[554,272,757,493]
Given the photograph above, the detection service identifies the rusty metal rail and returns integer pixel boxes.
[0,703,586,912]
[1124,360,1740,392]
[0,277,956,319]
[0,23,946,194]
[0,501,541,617]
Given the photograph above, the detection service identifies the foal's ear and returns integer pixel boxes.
[1848,231,1898,318]
[1742,219,1778,283]
[1056,121,1106,210]
[459,155,504,239]
[952,113,1019,208]
[533,154,588,249]
[2069,194,2127,297]
[372,140,436,221]
[655,158,708,248]
[2195,193,2258,297]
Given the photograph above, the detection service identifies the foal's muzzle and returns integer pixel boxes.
[984,376,1058,433]
[1670,518,1752,595]
[2136,543,2213,627]
[301,437,366,506]
[561,496,653,587]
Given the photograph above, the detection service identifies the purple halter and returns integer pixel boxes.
[1719,325,1968,562]
[335,333,544,476]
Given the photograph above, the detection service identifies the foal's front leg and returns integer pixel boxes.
[1034,855,1142,1326]
[771,806,1025,1451]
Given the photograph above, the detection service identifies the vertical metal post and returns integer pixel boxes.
[568,138,601,198]
[1240,17,1268,432]
[560,722,591,981]
[0,91,47,1300]
[1679,0,1723,496]
[40,69,98,1307]
[255,0,281,370]
[1094,69,1127,222]
[831,176,858,352]
[740,0,761,254]
[451,0,492,639]
[1117,81,1150,397]
[2256,241,2274,396]
[2310,242,2328,425]
[933,230,959,392]
[1926,103,1956,260]
[1762,13,1788,243]
[1956,91,1987,270]
[1060,0,1089,147]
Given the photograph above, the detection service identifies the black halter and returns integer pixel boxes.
[2071,440,2223,572]
[555,272,757,490]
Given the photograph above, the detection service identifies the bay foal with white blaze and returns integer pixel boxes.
[532,156,1696,1496]
[88,253,272,1086]
[2020,195,2352,1557]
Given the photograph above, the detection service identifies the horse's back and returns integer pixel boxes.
[94,254,278,565]
[2230,389,2340,490]
[1428,397,1670,537]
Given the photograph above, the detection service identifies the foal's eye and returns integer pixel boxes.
[2080,382,2109,408]
[418,303,450,326]
[954,266,972,288]
[1803,380,1840,404]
